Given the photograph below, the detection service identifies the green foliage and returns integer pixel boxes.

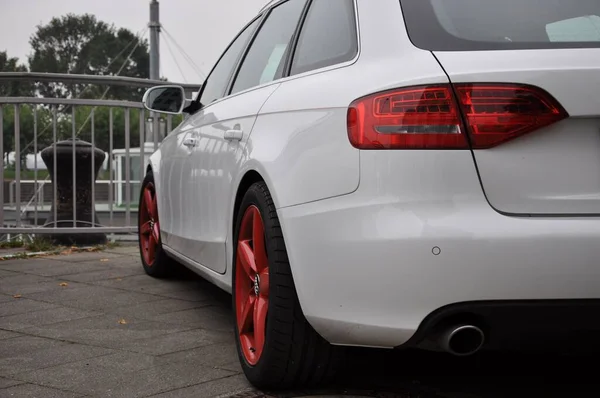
[28,13,150,101]
[2,104,184,176]
[2,105,54,165]
[25,236,54,252]
[0,14,187,173]
[73,106,142,151]
[1,52,37,160]
[3,169,49,180]
[0,239,24,249]
[72,107,185,152]
[0,51,35,97]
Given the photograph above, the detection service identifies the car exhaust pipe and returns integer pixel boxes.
[439,325,485,356]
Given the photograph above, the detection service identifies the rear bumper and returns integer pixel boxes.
[404,299,600,353]
[277,151,600,348]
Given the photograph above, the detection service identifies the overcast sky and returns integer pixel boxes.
[0,0,270,83]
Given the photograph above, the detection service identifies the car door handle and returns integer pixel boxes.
[182,137,197,148]
[224,129,243,141]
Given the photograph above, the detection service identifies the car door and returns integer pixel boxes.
[156,128,191,248]
[179,0,308,273]
[165,15,262,256]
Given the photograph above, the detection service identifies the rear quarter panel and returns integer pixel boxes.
[245,0,452,210]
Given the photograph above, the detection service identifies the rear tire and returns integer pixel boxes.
[232,182,344,390]
[138,170,175,278]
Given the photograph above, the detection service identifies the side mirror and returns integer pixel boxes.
[142,85,188,115]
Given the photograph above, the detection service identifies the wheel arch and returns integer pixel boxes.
[232,170,265,236]
[145,150,163,232]
[229,168,288,277]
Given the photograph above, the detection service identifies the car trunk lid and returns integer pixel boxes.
[436,49,600,215]
[398,0,600,215]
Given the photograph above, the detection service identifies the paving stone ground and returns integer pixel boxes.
[0,244,598,398]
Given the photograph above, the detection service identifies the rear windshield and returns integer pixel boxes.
[400,0,600,51]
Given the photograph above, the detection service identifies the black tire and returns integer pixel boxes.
[138,170,175,278]
[232,181,344,390]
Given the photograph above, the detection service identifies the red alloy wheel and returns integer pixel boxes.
[139,182,160,265]
[235,205,270,365]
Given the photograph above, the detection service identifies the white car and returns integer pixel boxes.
[139,0,600,389]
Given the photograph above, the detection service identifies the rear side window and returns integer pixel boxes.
[200,18,260,105]
[290,0,358,76]
[230,0,306,95]
[400,0,600,51]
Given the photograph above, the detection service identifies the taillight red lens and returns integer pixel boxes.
[347,83,568,150]
[454,84,568,149]
[347,85,468,149]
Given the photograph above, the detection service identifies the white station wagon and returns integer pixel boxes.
[139,0,600,390]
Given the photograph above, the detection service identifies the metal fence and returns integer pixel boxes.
[0,73,200,241]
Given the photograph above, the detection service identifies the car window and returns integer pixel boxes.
[199,17,261,106]
[290,0,357,76]
[546,16,600,42]
[230,0,306,95]
[400,0,600,51]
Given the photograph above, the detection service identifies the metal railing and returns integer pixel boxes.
[1,73,200,239]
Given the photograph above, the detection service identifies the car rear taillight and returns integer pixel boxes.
[347,83,568,150]
[453,84,568,149]
[347,85,468,150]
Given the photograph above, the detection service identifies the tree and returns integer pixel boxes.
[73,107,141,152]
[1,51,36,164]
[72,107,184,152]
[0,51,35,98]
[28,14,150,101]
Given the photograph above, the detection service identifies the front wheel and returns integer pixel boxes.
[232,182,343,390]
[138,170,175,278]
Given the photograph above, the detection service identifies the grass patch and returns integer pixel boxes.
[0,234,128,260]
[25,236,55,252]
[0,236,54,252]
[106,241,122,249]
[3,169,112,181]
[0,240,25,249]
[2,169,49,181]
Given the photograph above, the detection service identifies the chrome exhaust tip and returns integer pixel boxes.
[440,325,485,356]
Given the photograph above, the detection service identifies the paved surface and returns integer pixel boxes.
[0,245,597,398]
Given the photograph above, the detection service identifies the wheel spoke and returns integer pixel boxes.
[147,235,156,263]
[152,224,160,244]
[144,188,154,218]
[253,295,268,351]
[140,221,151,236]
[259,268,269,297]
[252,209,267,272]
[239,334,254,357]
[238,294,255,333]
[151,196,158,220]
[238,240,257,279]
